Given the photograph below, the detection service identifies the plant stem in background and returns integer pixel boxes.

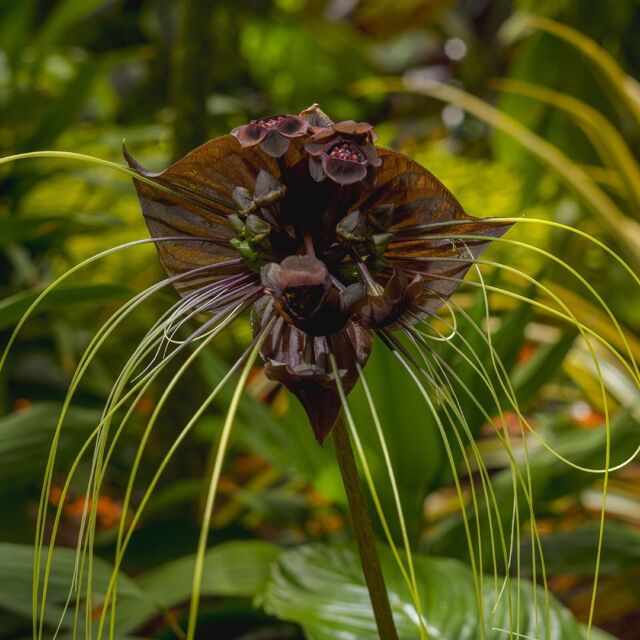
[332,414,399,640]
[171,0,211,161]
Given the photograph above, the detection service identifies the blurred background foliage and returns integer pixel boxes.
[1,0,639,639]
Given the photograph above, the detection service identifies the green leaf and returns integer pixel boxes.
[0,283,131,330]
[0,214,122,248]
[0,543,142,629]
[0,403,102,493]
[20,60,102,153]
[347,343,446,541]
[354,77,640,265]
[501,14,640,123]
[512,329,577,405]
[520,521,640,577]
[425,408,639,566]
[116,541,280,633]
[261,544,615,639]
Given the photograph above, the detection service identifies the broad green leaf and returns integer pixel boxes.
[520,521,640,577]
[0,543,142,628]
[116,540,280,633]
[493,78,640,209]
[0,403,102,492]
[347,342,446,542]
[20,60,102,153]
[512,329,577,405]
[196,348,335,487]
[31,0,111,56]
[261,543,614,639]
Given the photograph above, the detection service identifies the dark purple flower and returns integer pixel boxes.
[125,104,511,443]
[232,114,308,158]
[304,116,381,185]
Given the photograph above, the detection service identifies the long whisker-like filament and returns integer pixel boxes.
[355,362,428,639]
[183,320,273,640]
[382,337,488,637]
[328,350,427,636]
[401,320,519,634]
[103,296,259,636]
[407,251,620,636]
[392,230,639,383]
[34,262,233,638]
[84,290,259,638]
[36,276,257,638]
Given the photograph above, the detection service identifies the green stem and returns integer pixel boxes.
[332,414,399,640]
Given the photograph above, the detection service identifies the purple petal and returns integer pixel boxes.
[322,156,368,185]
[232,123,267,147]
[308,156,326,182]
[276,115,309,138]
[361,143,382,167]
[304,141,327,157]
[253,301,372,443]
[260,129,290,158]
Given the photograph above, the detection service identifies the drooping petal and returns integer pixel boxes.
[124,136,278,296]
[252,296,373,443]
[260,129,291,158]
[322,156,369,185]
[253,170,287,206]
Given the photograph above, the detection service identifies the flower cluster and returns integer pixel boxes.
[126,104,510,442]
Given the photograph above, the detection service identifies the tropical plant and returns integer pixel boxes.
[1,6,639,640]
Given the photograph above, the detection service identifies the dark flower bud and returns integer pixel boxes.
[228,213,245,236]
[333,120,378,139]
[370,232,394,256]
[251,296,373,443]
[336,210,368,244]
[358,271,424,329]
[232,114,308,158]
[232,186,256,216]
[230,238,259,269]
[366,204,394,232]
[299,103,335,129]
[244,214,271,245]
[253,170,286,207]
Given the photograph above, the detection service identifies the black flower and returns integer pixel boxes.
[125,104,511,443]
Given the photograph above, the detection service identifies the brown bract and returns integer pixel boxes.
[125,104,512,443]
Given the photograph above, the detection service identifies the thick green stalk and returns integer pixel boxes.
[332,414,399,640]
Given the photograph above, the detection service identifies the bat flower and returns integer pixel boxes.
[231,114,308,158]
[125,104,511,443]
